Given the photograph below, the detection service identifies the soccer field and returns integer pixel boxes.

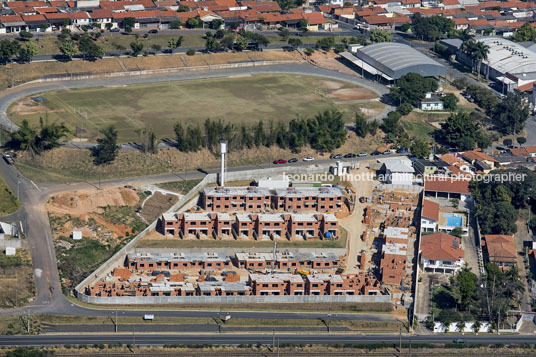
[8,74,381,143]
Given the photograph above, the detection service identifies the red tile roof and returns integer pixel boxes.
[422,199,439,222]
[302,11,326,25]
[421,232,464,261]
[483,234,517,264]
[461,149,498,164]
[22,14,46,22]
[0,15,24,23]
[424,176,471,195]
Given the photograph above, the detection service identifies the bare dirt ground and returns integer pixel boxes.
[340,164,376,274]
[47,186,140,241]
[307,50,361,77]
[140,191,179,223]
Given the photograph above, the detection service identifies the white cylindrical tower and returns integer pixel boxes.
[220,141,227,187]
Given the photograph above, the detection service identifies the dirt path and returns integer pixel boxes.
[340,164,375,274]
[516,218,532,311]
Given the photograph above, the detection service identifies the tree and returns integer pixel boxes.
[151,44,161,51]
[397,102,413,116]
[333,44,345,54]
[130,41,144,56]
[512,22,536,42]
[456,320,466,333]
[493,92,529,135]
[304,47,314,56]
[390,73,438,106]
[136,127,158,154]
[450,198,460,208]
[354,112,369,138]
[105,23,113,31]
[369,120,379,136]
[443,93,458,111]
[9,117,69,154]
[461,39,489,77]
[169,20,182,29]
[410,138,429,159]
[439,111,485,150]
[186,16,202,28]
[315,37,335,51]
[92,125,120,165]
[288,38,302,50]
[451,227,463,238]
[210,19,224,30]
[472,320,481,334]
[60,39,78,60]
[18,31,33,41]
[381,111,401,135]
[456,28,473,42]
[369,29,392,43]
[298,18,308,33]
[517,137,527,145]
[411,13,454,41]
[17,41,38,63]
[78,37,105,59]
[123,17,136,31]
[452,77,469,90]
[0,39,21,63]
[279,27,290,41]
[178,4,190,12]
[9,120,37,152]
[186,48,195,56]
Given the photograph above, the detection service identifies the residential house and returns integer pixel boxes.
[420,232,464,274]
[381,159,415,186]
[482,234,517,268]
[419,93,444,111]
[421,199,439,233]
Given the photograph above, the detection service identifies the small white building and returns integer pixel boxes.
[421,199,439,233]
[72,231,83,240]
[5,247,16,256]
[419,92,444,111]
[381,159,415,186]
[420,232,464,274]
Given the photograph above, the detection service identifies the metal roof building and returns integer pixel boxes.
[476,37,536,92]
[341,43,446,81]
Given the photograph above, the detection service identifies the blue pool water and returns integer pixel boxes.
[444,213,462,227]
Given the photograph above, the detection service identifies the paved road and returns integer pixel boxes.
[0,333,534,346]
[0,63,392,132]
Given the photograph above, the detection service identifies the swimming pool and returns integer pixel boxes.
[444,213,463,227]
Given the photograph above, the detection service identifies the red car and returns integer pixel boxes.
[273,159,287,164]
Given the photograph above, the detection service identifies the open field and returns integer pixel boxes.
[9,73,379,143]
[0,249,35,308]
[0,176,19,215]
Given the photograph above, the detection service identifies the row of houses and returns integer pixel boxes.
[200,186,344,213]
[326,1,536,36]
[86,271,382,297]
[160,211,339,239]
[380,226,410,285]
[0,0,333,34]
[125,251,341,272]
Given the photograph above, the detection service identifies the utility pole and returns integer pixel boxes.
[399,327,402,351]
[272,327,275,350]
[115,309,118,333]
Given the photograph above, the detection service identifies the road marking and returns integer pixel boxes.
[30,180,40,191]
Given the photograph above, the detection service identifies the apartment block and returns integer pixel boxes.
[200,186,271,212]
[273,187,344,212]
[233,251,340,270]
[125,252,232,272]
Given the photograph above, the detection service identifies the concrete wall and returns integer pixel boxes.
[0,238,21,249]
[75,292,391,304]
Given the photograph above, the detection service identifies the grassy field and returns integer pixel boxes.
[8,73,378,143]
[0,250,35,308]
[0,176,19,215]
[158,179,203,195]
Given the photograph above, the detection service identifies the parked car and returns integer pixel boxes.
[273,159,287,164]
[453,338,466,344]
[288,158,298,163]
[397,148,408,154]
[330,154,343,159]
[358,152,368,157]
[344,153,357,158]
[3,153,14,165]
[110,28,120,32]
[382,150,391,155]
[303,156,314,161]
[371,151,381,156]
[148,29,158,34]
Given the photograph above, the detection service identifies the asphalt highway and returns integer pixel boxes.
[0,333,534,347]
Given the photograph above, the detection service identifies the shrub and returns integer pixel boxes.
[517,137,527,145]
[452,77,469,90]
[397,102,413,116]
[186,48,195,56]
[503,138,513,146]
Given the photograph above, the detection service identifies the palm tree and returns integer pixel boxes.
[457,28,474,41]
[460,38,477,74]
[456,320,466,334]
[473,41,490,79]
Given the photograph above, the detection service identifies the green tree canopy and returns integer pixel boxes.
[493,92,529,135]
[369,29,392,43]
[92,125,120,165]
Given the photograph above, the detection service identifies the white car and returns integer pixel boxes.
[303,157,314,161]
[358,152,367,157]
